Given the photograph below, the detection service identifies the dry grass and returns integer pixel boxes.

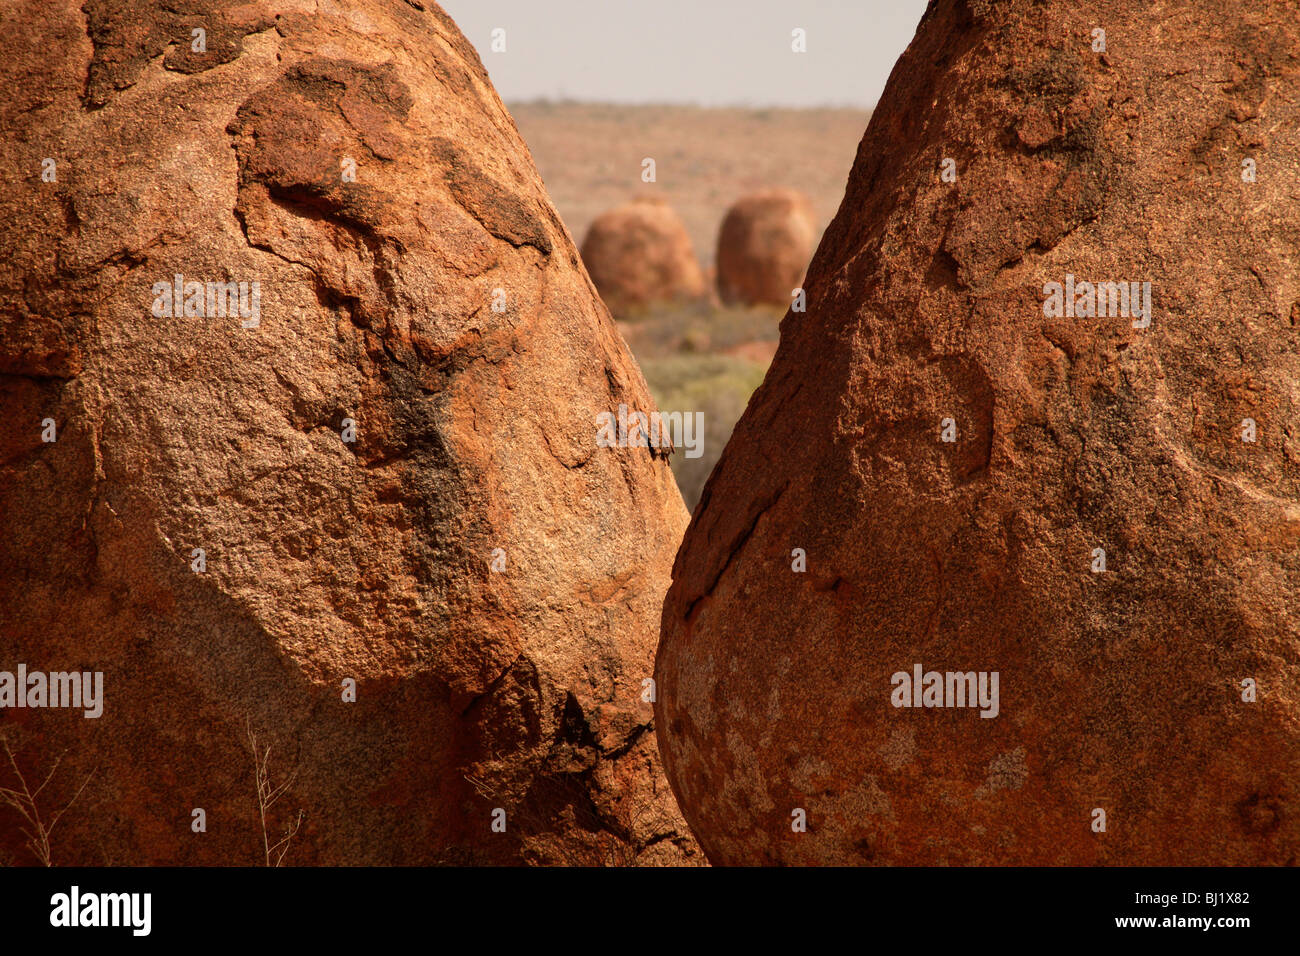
[0,731,95,867]
[616,302,782,509]
[246,720,304,867]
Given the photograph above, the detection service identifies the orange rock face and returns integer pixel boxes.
[0,0,697,865]
[657,0,1300,865]
[580,198,706,316]
[715,188,817,307]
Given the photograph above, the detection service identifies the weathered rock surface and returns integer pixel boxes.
[657,0,1300,865]
[0,0,698,865]
[580,198,705,316]
[715,188,816,307]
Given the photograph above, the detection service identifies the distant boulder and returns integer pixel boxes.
[581,198,705,315]
[715,188,816,307]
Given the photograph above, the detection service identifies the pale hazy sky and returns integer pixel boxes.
[440,0,931,108]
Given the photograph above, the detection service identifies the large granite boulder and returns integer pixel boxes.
[0,0,697,865]
[657,0,1299,865]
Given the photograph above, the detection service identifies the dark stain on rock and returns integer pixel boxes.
[81,0,274,109]
[430,137,553,255]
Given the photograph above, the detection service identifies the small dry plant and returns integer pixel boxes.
[246,720,304,867]
[0,731,95,866]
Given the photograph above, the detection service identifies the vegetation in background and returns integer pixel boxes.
[620,302,782,510]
